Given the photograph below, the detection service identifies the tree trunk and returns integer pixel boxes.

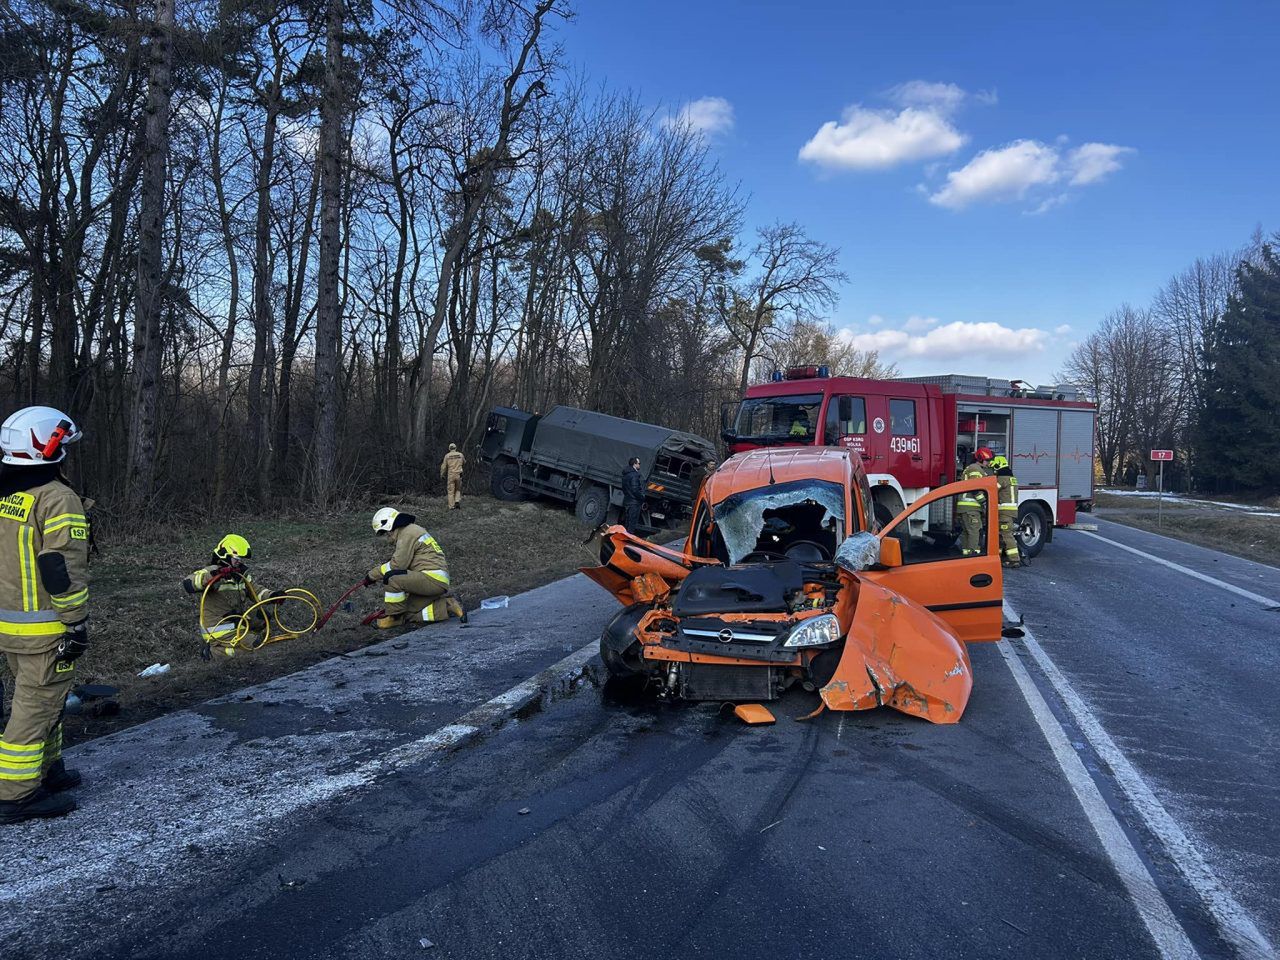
[126,0,175,508]
[311,0,344,503]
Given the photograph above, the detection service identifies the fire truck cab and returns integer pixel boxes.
[722,367,1096,558]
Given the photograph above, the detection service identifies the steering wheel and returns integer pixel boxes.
[783,540,830,562]
[740,550,789,564]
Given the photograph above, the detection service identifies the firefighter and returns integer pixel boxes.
[621,457,644,533]
[440,443,465,510]
[990,455,1023,566]
[0,406,89,825]
[365,508,465,628]
[182,535,276,654]
[957,447,994,556]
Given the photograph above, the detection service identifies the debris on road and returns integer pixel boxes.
[481,595,510,609]
[734,703,776,725]
[137,663,170,678]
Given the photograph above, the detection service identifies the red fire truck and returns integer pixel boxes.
[721,367,1096,557]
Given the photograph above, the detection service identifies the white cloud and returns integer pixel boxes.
[929,138,1134,210]
[1053,324,1073,335]
[1067,142,1134,185]
[665,96,734,139]
[799,105,966,171]
[885,80,967,112]
[901,314,940,332]
[929,139,1060,209]
[840,319,1049,359]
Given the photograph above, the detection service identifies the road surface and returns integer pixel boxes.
[1,518,1276,960]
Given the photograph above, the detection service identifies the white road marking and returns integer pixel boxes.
[1005,601,1276,960]
[1076,529,1278,608]
[997,638,1198,960]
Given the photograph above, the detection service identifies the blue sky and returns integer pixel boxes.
[562,0,1279,384]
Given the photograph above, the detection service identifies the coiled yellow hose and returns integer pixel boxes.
[199,576,322,656]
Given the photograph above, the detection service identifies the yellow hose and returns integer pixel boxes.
[199,575,322,656]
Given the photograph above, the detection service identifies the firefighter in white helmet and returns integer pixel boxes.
[363,508,465,628]
[0,406,89,825]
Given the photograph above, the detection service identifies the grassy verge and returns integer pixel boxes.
[1093,492,1280,568]
[3,493,601,741]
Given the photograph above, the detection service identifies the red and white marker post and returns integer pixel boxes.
[1151,449,1173,526]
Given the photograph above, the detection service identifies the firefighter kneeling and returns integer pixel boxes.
[365,508,465,628]
[183,534,281,654]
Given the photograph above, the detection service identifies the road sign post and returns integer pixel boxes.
[1150,450,1173,527]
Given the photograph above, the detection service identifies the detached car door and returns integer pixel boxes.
[862,477,1003,643]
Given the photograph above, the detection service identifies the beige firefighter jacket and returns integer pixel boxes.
[186,565,270,640]
[958,462,993,511]
[440,450,465,480]
[368,523,450,587]
[0,479,90,654]
[997,473,1019,511]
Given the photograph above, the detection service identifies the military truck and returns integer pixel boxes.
[478,405,717,531]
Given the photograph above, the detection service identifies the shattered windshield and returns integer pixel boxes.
[732,394,823,441]
[712,479,846,564]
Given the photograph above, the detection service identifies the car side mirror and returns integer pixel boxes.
[878,537,903,568]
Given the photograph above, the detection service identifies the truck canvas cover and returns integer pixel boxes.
[532,406,715,477]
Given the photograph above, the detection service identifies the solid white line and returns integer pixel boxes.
[1006,601,1276,960]
[1077,529,1278,608]
[997,638,1198,960]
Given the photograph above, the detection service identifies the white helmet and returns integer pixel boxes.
[1,406,82,466]
[372,507,399,534]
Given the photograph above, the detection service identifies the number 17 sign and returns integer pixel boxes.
[1150,449,1173,461]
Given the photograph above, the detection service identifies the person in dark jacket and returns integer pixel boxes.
[621,457,644,533]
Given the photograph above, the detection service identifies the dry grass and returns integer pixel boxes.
[1093,492,1280,568]
[3,493,599,740]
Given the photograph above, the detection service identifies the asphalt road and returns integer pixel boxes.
[2,517,1276,960]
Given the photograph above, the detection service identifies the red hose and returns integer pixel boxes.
[315,580,369,631]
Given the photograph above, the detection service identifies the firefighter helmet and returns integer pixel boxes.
[214,534,252,562]
[0,405,82,465]
[990,455,1010,471]
[372,507,399,534]
[974,446,994,463]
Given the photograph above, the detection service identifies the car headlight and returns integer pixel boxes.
[783,614,841,648]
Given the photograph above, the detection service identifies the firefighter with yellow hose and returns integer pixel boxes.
[0,406,89,825]
[957,446,994,556]
[364,508,465,628]
[182,534,278,653]
[991,455,1024,566]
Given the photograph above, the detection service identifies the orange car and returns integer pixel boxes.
[582,447,1003,723]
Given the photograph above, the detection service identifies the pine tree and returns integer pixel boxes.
[1195,245,1280,493]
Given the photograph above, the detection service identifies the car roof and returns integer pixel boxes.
[706,447,859,503]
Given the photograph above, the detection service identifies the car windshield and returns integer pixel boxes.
[732,394,823,441]
[710,478,847,564]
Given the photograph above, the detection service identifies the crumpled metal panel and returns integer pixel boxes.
[821,576,972,724]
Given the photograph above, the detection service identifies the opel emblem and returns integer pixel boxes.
[718,628,734,644]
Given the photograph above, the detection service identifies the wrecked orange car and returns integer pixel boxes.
[582,447,1003,723]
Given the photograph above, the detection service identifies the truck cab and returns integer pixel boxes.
[723,366,1097,558]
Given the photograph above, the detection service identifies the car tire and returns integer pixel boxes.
[575,484,611,526]
[1016,503,1048,558]
[490,462,524,501]
[599,636,643,678]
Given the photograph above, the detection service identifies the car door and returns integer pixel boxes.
[861,477,1003,642]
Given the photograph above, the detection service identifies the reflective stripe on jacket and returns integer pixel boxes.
[997,474,1019,511]
[369,523,449,583]
[958,463,993,509]
[0,479,90,654]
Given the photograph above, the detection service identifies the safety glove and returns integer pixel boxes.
[182,577,197,595]
[56,621,89,664]
[362,575,376,587]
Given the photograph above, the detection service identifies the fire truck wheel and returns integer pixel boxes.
[1016,503,1048,558]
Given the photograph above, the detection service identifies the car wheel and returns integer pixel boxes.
[599,636,644,678]
[1016,503,1048,558]
[575,484,611,526]
[490,462,524,501]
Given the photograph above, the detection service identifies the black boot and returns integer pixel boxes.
[0,787,77,825]
[43,759,82,793]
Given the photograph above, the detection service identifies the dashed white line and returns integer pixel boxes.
[1005,600,1276,960]
[1076,530,1278,608]
[997,637,1198,960]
